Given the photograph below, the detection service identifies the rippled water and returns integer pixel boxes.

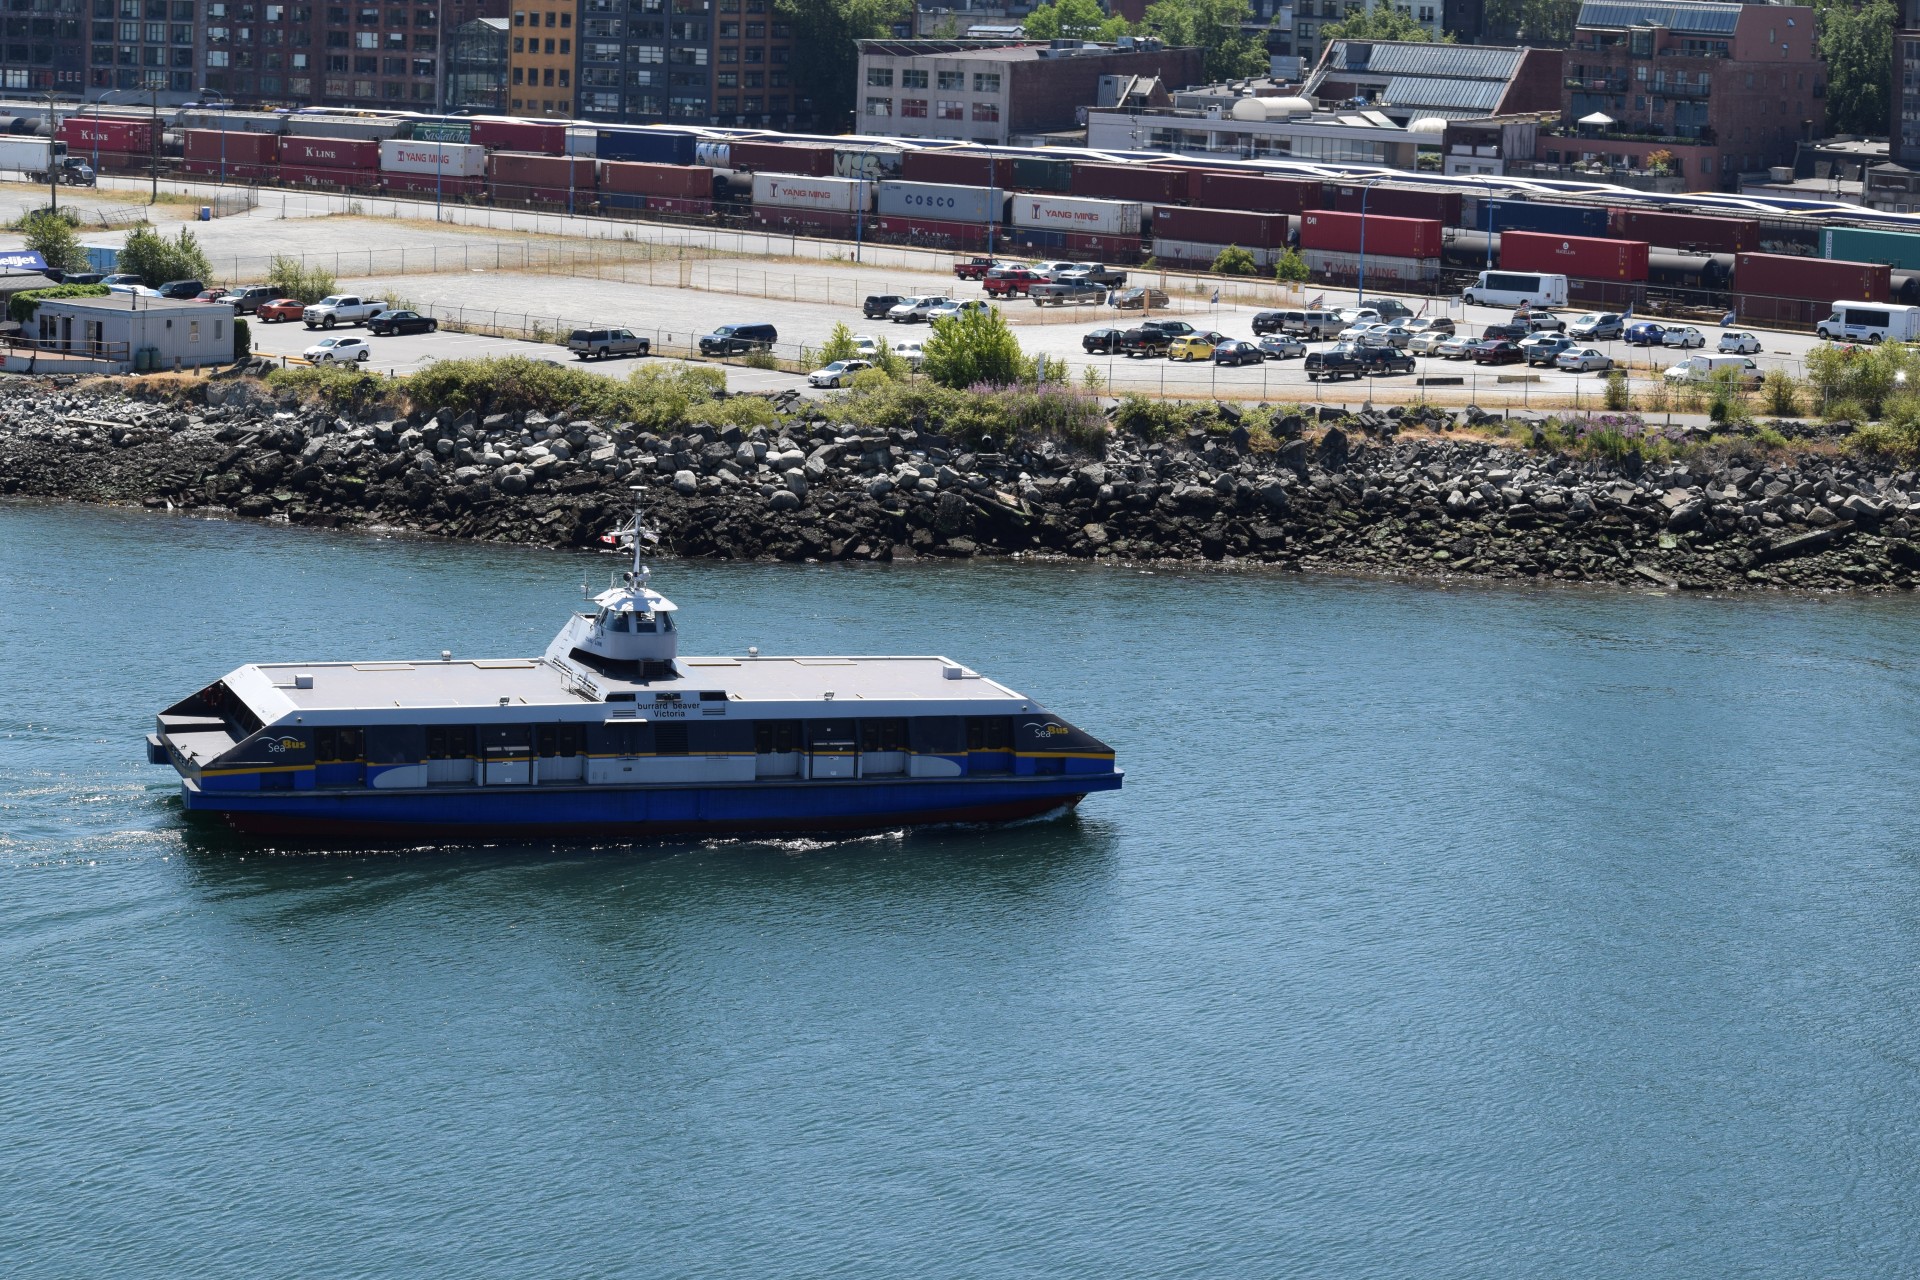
[4,498,1920,1277]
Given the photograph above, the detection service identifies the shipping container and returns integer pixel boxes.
[1326,183,1461,227]
[1002,226,1140,258]
[84,244,119,273]
[1071,162,1190,206]
[599,160,713,200]
[1151,205,1290,250]
[1566,279,1646,308]
[1151,239,1283,268]
[1010,155,1074,193]
[834,145,903,180]
[566,128,597,158]
[1732,295,1831,329]
[1733,252,1889,303]
[488,151,596,203]
[281,136,380,170]
[1193,171,1321,216]
[380,139,486,178]
[750,207,857,236]
[1470,198,1610,238]
[901,149,1015,189]
[183,159,277,181]
[1501,230,1649,281]
[1301,249,1441,286]
[1009,194,1143,237]
[382,172,483,198]
[1299,210,1442,260]
[285,115,408,142]
[872,214,993,250]
[408,118,473,144]
[595,128,698,166]
[1821,225,1920,273]
[753,172,872,213]
[277,164,381,190]
[57,116,154,157]
[176,109,283,136]
[729,139,836,175]
[183,129,279,166]
[1612,208,1758,255]
[875,179,1004,226]
[693,140,730,168]
[470,118,567,155]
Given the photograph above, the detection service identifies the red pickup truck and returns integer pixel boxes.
[952,256,1013,280]
[982,267,1043,297]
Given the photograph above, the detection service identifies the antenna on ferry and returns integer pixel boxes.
[630,485,650,588]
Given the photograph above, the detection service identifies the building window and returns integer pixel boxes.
[972,71,998,92]
[865,95,889,115]
[899,97,926,117]
[937,69,962,90]
[971,101,997,122]
[900,67,925,88]
[866,65,891,86]
[936,98,962,120]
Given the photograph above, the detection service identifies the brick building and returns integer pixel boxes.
[1549,0,1823,189]
[1896,0,1920,170]
[194,0,505,108]
[853,38,1203,146]
[507,0,574,115]
[573,0,798,126]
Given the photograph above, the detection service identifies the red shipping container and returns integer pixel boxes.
[488,151,595,202]
[873,214,993,250]
[1611,208,1759,255]
[470,118,566,155]
[1502,231,1650,281]
[728,140,835,175]
[382,172,483,198]
[277,164,379,190]
[1070,162,1189,205]
[1193,171,1321,215]
[1299,210,1441,259]
[900,149,1016,189]
[1152,206,1289,250]
[183,129,279,165]
[751,207,856,236]
[599,160,712,199]
[58,115,154,156]
[183,160,276,181]
[281,136,380,170]
[1326,183,1461,227]
[1733,252,1889,303]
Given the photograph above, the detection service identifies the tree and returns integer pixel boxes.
[266,255,338,303]
[1024,0,1135,41]
[1321,5,1451,42]
[1815,0,1894,138]
[775,0,912,128]
[1483,0,1576,45]
[921,305,1026,388]
[1273,247,1309,283]
[117,225,214,287]
[18,209,88,273]
[1211,244,1258,275]
[1142,0,1268,81]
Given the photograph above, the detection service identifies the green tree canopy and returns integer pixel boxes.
[117,225,213,287]
[921,305,1027,388]
[1815,0,1894,138]
[18,209,88,273]
[1483,0,1576,45]
[1143,0,1269,82]
[1321,5,1452,42]
[775,0,912,128]
[1024,0,1136,41]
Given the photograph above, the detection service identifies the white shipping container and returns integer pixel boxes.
[379,139,486,178]
[1302,250,1439,284]
[566,128,598,158]
[1009,194,1143,237]
[752,172,872,213]
[0,138,53,173]
[694,141,731,168]
[876,180,1002,225]
[834,147,902,180]
[1151,239,1282,268]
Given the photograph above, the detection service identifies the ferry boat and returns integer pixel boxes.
[145,492,1122,841]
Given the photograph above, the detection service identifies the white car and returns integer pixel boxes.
[1336,307,1384,326]
[927,298,990,322]
[1661,326,1706,349]
[891,338,925,367]
[887,295,953,323]
[807,359,872,388]
[1256,334,1306,359]
[1665,356,1760,384]
[303,335,371,363]
[1555,346,1613,372]
[1718,330,1762,354]
[1029,260,1080,280]
[1436,334,1476,360]
[1336,324,1373,343]
[851,334,882,356]
[1359,324,1412,349]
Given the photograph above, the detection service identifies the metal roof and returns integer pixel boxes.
[1319,41,1525,81]
[1379,74,1507,112]
[1575,0,1741,33]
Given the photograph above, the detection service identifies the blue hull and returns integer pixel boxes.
[185,774,1121,841]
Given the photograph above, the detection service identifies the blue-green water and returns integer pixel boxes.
[4,499,1920,1277]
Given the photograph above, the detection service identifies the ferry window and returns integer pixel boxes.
[316,727,363,761]
[537,725,583,757]
[427,726,475,758]
[861,718,907,752]
[633,617,657,633]
[755,720,800,753]
[655,723,689,756]
[965,717,1011,750]
[609,612,629,632]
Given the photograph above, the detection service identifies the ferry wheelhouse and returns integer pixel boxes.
[146,494,1121,840]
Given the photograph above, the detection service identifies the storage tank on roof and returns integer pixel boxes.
[1408,117,1449,135]
[1229,96,1312,122]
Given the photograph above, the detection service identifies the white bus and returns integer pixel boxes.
[1462,271,1569,309]
[1814,301,1920,344]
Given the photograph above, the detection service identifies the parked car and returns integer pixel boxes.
[1168,331,1227,361]
[221,285,276,315]
[1718,330,1762,354]
[698,322,777,355]
[863,294,905,320]
[155,279,205,300]
[1029,260,1081,281]
[1436,334,1477,360]
[891,339,925,367]
[1304,346,1367,381]
[1057,263,1128,288]
[1569,312,1624,341]
[1335,324,1376,344]
[1518,311,1565,333]
[851,334,882,357]
[1256,334,1306,359]
[1404,317,1454,336]
[302,295,385,329]
[983,267,1043,297]
[928,298,991,321]
[1212,339,1262,366]
[1408,331,1452,355]
[1117,320,1197,357]
[1521,334,1575,366]
[1337,306,1383,326]
[255,298,306,323]
[53,271,102,285]
[1471,340,1525,365]
[1083,327,1126,354]
[567,326,647,359]
[951,256,1012,280]
[887,295,953,323]
[1355,345,1416,376]
[1366,298,1415,322]
[1556,347,1614,372]
[1251,310,1288,335]
[369,309,441,336]
[1480,322,1528,343]
[303,335,371,364]
[1661,326,1706,349]
[193,288,229,303]
[1359,324,1413,349]
[1028,282,1107,306]
[807,359,872,388]
[100,273,143,287]
[1110,286,1169,310]
[1665,354,1762,386]
[1624,321,1669,346]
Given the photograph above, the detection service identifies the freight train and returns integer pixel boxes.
[21,101,1920,321]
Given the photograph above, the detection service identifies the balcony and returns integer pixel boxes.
[1651,80,1710,98]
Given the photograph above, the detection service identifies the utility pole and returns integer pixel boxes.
[47,91,58,214]
[149,85,158,205]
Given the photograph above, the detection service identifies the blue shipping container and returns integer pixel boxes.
[1004,227,1069,250]
[84,244,119,272]
[1479,200,1610,238]
[598,192,648,213]
[594,128,696,167]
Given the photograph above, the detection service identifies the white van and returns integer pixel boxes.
[1815,301,1920,344]
[1462,271,1569,309]
[1664,353,1761,385]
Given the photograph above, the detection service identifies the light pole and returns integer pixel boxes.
[46,91,58,213]
[1356,176,1383,305]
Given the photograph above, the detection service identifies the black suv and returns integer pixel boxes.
[1304,346,1366,381]
[1251,310,1286,336]
[1480,322,1529,343]
[1355,345,1415,375]
[863,295,904,320]
[699,322,778,356]
[156,279,205,300]
[1083,327,1125,354]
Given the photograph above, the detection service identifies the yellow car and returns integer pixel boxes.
[1168,331,1226,361]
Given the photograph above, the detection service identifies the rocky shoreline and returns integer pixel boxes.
[4,371,1920,592]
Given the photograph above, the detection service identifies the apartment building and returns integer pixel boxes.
[191,0,504,108]
[573,0,797,126]
[508,0,573,115]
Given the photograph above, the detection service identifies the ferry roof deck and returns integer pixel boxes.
[239,654,1026,713]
